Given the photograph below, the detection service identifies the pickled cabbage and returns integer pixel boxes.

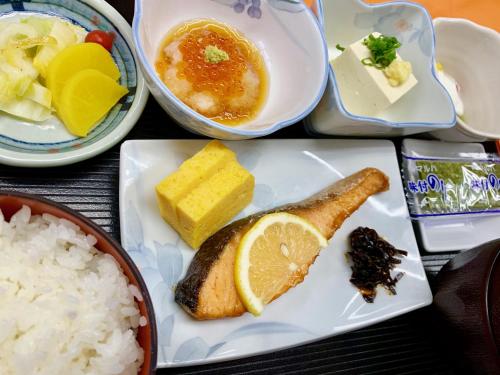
[0,97,52,122]
[20,17,53,36]
[0,23,37,48]
[0,16,86,122]
[33,20,85,78]
[0,49,35,98]
[24,82,52,108]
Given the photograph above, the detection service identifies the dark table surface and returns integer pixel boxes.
[0,1,468,373]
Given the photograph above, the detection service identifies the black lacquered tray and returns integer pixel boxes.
[0,0,464,372]
[0,96,459,374]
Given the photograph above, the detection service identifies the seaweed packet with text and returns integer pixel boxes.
[402,153,500,218]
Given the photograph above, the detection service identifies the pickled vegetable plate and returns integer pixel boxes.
[0,0,147,167]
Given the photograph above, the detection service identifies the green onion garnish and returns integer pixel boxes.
[361,34,401,70]
[336,44,345,52]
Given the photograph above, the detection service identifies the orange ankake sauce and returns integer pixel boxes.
[155,19,268,125]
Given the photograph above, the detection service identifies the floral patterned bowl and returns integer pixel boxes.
[0,0,148,167]
[133,0,328,140]
[306,0,456,137]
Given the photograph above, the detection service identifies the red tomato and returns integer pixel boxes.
[85,30,115,51]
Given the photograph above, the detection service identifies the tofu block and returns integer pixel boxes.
[331,32,418,116]
[155,140,254,249]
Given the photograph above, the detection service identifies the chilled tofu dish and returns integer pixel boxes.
[331,32,417,116]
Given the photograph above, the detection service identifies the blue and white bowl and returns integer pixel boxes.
[0,0,148,167]
[133,0,328,140]
[306,0,456,137]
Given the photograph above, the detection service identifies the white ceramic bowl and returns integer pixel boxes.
[306,0,456,137]
[430,18,500,142]
[133,0,328,140]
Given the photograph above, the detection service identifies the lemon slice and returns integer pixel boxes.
[235,212,328,316]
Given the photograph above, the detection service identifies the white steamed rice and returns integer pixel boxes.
[0,206,145,375]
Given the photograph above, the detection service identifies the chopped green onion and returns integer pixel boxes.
[362,33,401,70]
[336,44,345,52]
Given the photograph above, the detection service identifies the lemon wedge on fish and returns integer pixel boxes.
[234,212,328,316]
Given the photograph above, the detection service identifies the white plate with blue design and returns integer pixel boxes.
[119,139,432,367]
[0,0,148,167]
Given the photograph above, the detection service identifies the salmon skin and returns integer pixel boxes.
[175,168,389,320]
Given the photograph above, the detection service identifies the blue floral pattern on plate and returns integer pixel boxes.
[174,322,313,362]
[353,4,432,56]
[123,202,183,362]
[212,0,304,19]
[124,199,311,364]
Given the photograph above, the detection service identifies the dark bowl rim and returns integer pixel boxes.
[486,245,500,349]
[0,190,158,373]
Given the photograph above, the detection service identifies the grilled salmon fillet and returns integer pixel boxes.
[175,167,389,320]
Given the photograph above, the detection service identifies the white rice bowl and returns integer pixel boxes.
[0,206,144,375]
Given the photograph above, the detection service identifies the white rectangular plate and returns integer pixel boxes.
[119,139,432,368]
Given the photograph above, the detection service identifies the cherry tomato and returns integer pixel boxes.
[85,30,115,51]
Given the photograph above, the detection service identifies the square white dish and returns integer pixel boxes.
[119,139,432,367]
[402,139,500,252]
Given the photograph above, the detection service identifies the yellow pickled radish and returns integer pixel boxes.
[58,69,128,137]
[46,43,121,107]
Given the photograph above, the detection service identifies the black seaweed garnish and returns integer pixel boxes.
[347,227,408,303]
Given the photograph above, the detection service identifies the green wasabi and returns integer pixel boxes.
[204,45,229,64]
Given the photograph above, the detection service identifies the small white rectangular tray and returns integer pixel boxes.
[402,138,500,252]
